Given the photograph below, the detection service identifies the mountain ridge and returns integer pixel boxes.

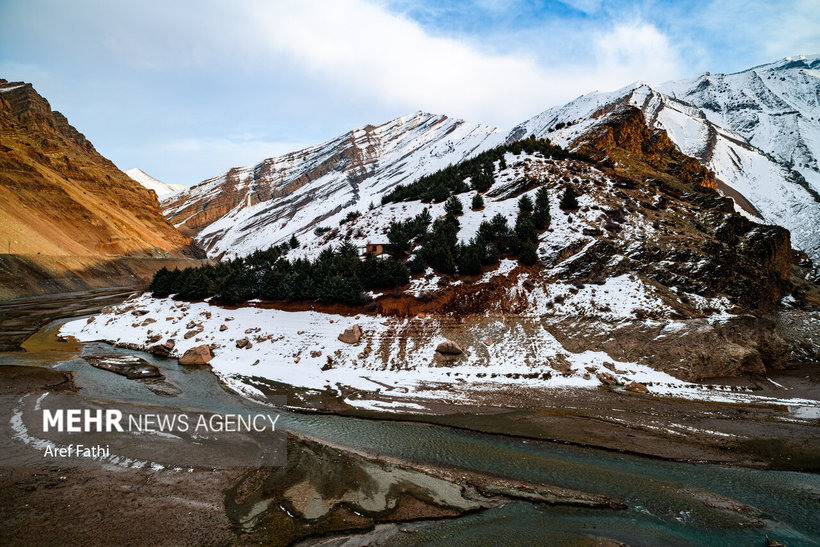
[162,111,503,258]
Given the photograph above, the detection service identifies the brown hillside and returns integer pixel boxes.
[0,78,200,258]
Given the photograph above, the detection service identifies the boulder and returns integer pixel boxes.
[236,338,251,349]
[625,381,649,393]
[148,339,175,357]
[435,340,463,355]
[84,355,162,380]
[184,328,203,339]
[178,344,212,365]
[219,324,228,332]
[338,324,363,345]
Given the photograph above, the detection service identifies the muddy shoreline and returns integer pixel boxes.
[245,363,820,473]
[0,287,138,352]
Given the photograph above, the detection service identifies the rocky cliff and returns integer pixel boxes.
[0,78,204,298]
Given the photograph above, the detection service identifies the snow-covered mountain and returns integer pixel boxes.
[509,55,820,263]
[126,168,186,198]
[164,56,819,264]
[162,112,503,258]
[659,55,820,195]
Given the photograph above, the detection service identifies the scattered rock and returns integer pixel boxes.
[338,324,363,344]
[603,361,627,374]
[436,340,463,355]
[219,324,228,332]
[145,334,162,344]
[178,344,213,365]
[483,336,493,346]
[236,338,251,349]
[141,318,156,326]
[549,355,574,375]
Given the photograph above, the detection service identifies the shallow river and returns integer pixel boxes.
[2,316,819,546]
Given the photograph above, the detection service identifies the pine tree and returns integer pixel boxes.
[457,243,482,275]
[533,187,551,230]
[289,234,300,248]
[559,186,579,210]
[149,267,174,297]
[471,193,484,210]
[520,241,538,266]
[518,194,534,214]
[387,222,410,255]
[535,186,549,207]
[444,195,463,217]
[426,243,456,274]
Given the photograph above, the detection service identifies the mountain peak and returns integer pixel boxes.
[125,168,185,198]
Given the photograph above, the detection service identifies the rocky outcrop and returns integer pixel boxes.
[576,106,716,191]
[178,345,213,365]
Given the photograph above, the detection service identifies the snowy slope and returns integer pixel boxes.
[163,112,504,259]
[126,168,186,198]
[508,60,820,263]
[659,55,820,195]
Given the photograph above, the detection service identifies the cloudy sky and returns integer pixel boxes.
[1,0,818,186]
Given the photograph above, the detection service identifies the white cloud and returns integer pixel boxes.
[239,0,683,127]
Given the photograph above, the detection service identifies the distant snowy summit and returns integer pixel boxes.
[126,168,185,198]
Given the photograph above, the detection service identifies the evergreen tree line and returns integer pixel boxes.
[382,135,590,205]
[384,188,551,276]
[149,240,409,305]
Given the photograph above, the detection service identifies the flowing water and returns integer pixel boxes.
[1,311,819,546]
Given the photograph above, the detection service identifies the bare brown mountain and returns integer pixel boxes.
[0,78,204,298]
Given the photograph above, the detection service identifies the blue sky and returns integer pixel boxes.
[1,0,818,187]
